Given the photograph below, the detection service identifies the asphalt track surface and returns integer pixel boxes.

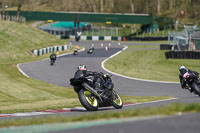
[9,41,200,132]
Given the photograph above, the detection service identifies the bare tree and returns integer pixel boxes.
[17,3,22,21]
[169,0,174,9]
[100,0,103,12]
[129,0,135,13]
[109,0,114,9]
[157,0,161,15]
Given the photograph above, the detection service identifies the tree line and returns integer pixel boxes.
[1,0,200,24]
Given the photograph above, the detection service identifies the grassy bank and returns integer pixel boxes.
[105,45,200,82]
[0,103,200,128]
[0,20,79,113]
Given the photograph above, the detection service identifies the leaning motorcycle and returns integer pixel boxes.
[70,71,123,111]
[87,47,94,54]
[73,48,78,55]
[183,72,200,96]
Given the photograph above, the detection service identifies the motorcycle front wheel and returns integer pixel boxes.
[192,82,200,96]
[78,89,99,111]
[50,60,54,66]
[73,52,77,55]
[112,91,123,109]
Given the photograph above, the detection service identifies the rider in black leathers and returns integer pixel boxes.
[50,52,57,61]
[179,65,199,89]
[75,65,102,90]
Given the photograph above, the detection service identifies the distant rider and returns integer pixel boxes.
[179,65,199,89]
[75,31,81,42]
[50,52,57,62]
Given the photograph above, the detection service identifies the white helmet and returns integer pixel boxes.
[179,65,186,70]
[78,65,87,70]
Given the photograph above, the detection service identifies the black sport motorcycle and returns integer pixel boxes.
[73,48,78,55]
[182,72,200,96]
[50,59,55,66]
[70,71,123,111]
[75,35,80,42]
[87,47,94,54]
[50,53,56,66]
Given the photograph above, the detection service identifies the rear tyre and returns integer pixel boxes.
[50,60,54,66]
[78,89,99,111]
[112,91,123,109]
[192,82,200,96]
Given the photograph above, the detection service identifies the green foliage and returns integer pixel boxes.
[4,0,200,25]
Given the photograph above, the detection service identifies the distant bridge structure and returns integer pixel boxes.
[6,11,155,25]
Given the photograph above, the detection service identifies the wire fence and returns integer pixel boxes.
[168,25,200,51]
[40,24,119,38]
[81,27,119,36]
[0,14,26,23]
[39,23,92,38]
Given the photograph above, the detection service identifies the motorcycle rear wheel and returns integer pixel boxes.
[78,89,99,111]
[112,91,123,109]
[192,82,200,97]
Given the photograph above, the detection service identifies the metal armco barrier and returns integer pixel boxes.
[125,36,168,41]
[31,44,72,56]
[165,51,200,59]
[69,36,122,41]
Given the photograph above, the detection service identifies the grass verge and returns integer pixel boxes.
[104,45,200,82]
[0,20,77,113]
[0,103,200,128]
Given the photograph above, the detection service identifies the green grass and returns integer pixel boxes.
[0,103,200,128]
[0,20,80,113]
[0,21,172,114]
[105,45,200,82]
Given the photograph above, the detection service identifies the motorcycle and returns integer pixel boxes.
[49,53,56,66]
[50,59,55,66]
[88,45,95,54]
[87,47,94,54]
[73,48,78,55]
[183,72,200,96]
[70,71,123,111]
[75,35,80,42]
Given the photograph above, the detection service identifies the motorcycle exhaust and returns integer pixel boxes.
[82,83,103,102]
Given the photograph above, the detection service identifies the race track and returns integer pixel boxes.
[19,41,198,98]
[7,41,200,133]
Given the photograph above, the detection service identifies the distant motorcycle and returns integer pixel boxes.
[182,72,200,96]
[75,35,80,42]
[75,31,81,42]
[49,53,56,66]
[87,48,94,54]
[70,71,123,111]
[87,45,95,54]
[73,48,78,55]
[50,59,55,66]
